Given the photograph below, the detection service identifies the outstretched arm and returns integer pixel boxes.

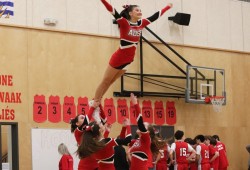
[119,118,130,138]
[113,117,132,146]
[146,3,172,24]
[99,104,107,125]
[130,93,150,148]
[100,0,121,20]
[79,102,99,130]
[130,93,147,133]
[115,132,132,146]
[100,0,114,13]
[104,123,112,138]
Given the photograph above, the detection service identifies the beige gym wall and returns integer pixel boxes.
[0,24,250,170]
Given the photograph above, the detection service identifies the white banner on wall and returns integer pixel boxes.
[31,128,79,170]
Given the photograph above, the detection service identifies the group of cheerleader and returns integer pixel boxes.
[59,0,174,169]
[57,0,231,169]
[60,96,229,170]
[69,93,167,170]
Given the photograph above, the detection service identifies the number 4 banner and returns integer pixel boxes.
[166,101,176,125]
[48,95,61,123]
[104,98,116,124]
[63,96,76,123]
[33,95,47,123]
[142,100,153,124]
[117,99,129,124]
[154,101,165,125]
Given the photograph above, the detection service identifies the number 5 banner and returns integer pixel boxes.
[117,99,129,124]
[63,96,76,123]
[104,98,116,124]
[33,95,47,123]
[166,101,176,125]
[77,97,89,115]
[154,101,165,125]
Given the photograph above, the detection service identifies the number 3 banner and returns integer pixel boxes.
[142,100,153,124]
[166,101,176,125]
[117,99,129,124]
[63,96,76,123]
[154,101,165,125]
[33,95,47,123]
[104,98,116,124]
[48,95,61,123]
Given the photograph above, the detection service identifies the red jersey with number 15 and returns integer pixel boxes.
[171,141,193,164]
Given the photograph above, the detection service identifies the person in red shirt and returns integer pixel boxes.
[212,135,229,170]
[195,135,210,170]
[93,0,173,106]
[208,137,220,170]
[114,119,131,170]
[58,143,73,170]
[70,102,108,170]
[76,115,132,170]
[155,143,170,170]
[170,130,196,170]
[184,138,198,170]
[128,93,166,170]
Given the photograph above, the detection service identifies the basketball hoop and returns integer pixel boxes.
[205,96,225,112]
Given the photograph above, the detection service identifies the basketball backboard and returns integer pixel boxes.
[185,65,226,104]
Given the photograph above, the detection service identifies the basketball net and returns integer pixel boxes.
[210,96,225,112]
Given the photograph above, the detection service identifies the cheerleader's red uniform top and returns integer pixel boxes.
[100,0,171,69]
[129,104,151,170]
[92,125,131,170]
[59,154,73,170]
[74,105,108,170]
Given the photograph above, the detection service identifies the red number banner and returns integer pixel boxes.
[142,100,153,124]
[117,99,129,124]
[154,101,165,125]
[33,95,47,123]
[77,97,89,115]
[104,98,116,124]
[130,101,140,125]
[166,101,176,125]
[63,96,76,123]
[48,95,61,123]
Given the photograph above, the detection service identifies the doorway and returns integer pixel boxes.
[0,122,19,170]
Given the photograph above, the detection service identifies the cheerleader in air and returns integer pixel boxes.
[93,0,173,105]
